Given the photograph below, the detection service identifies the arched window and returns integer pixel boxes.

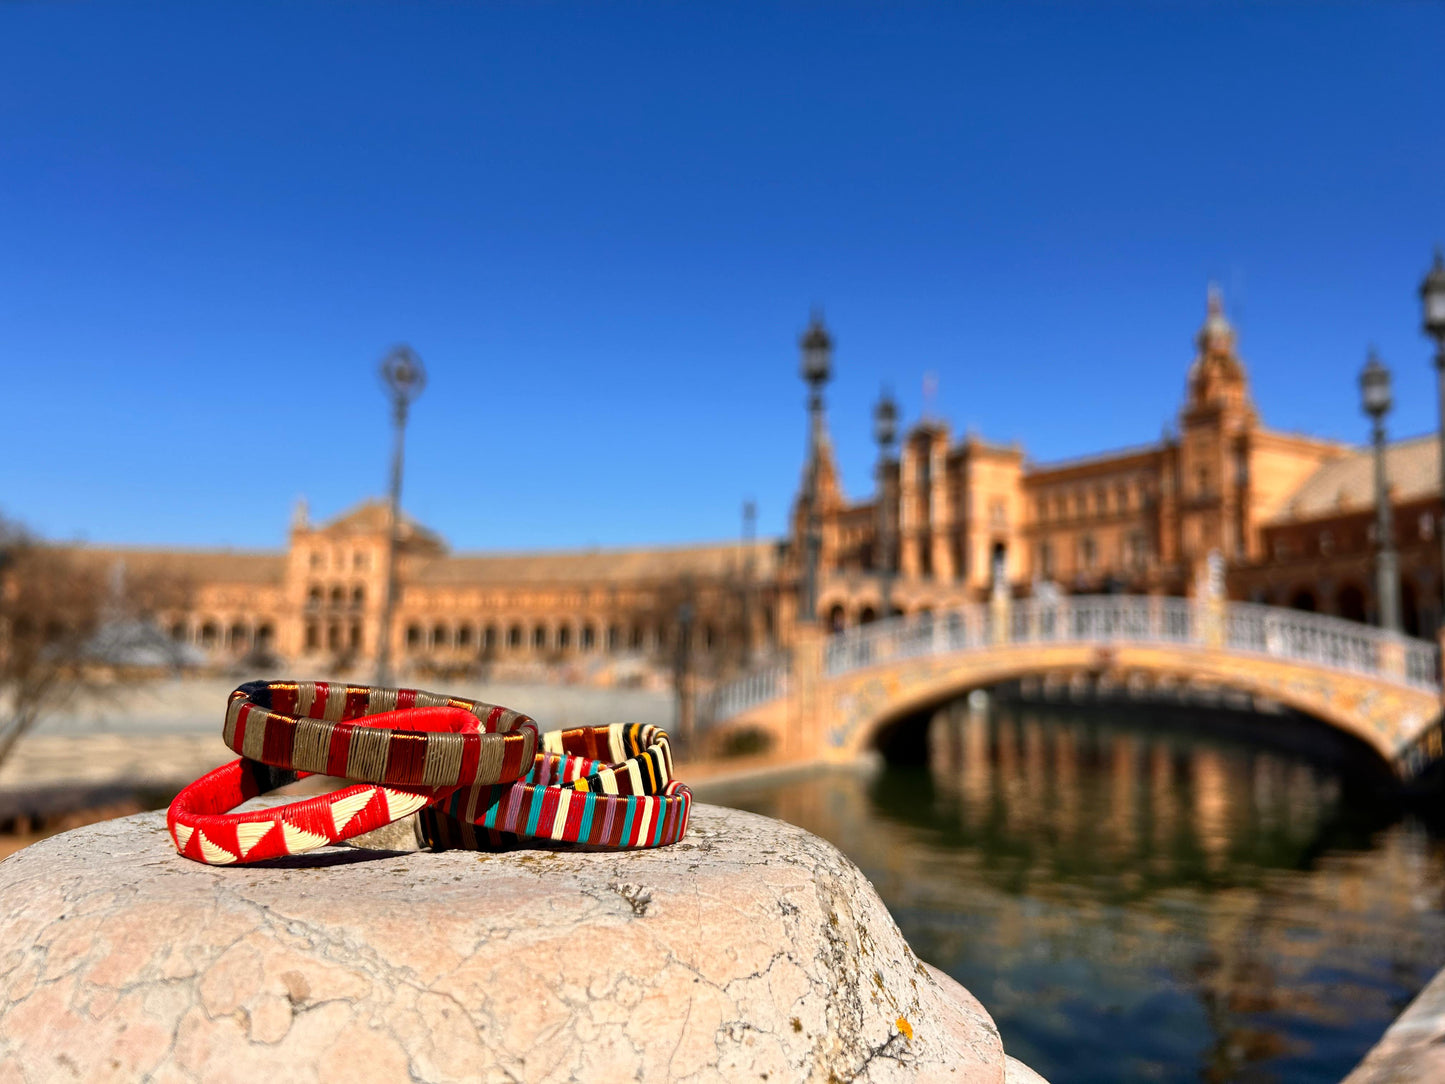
[330,586,344,608]
[508,625,523,649]
[199,622,218,648]
[349,622,361,649]
[306,622,320,651]
[533,625,548,650]
[228,623,248,650]
[630,626,644,650]
[607,625,620,652]
[326,623,341,650]
[859,606,877,625]
[703,625,715,651]
[256,624,275,650]
[557,625,571,650]
[484,625,498,650]
[405,624,422,649]
[170,621,188,642]
[581,624,596,650]
[828,605,846,633]
[432,624,450,648]
[351,585,365,609]
[306,585,322,610]
[457,624,474,648]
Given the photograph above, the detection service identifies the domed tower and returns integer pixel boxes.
[1175,285,1258,577]
[1185,284,1255,420]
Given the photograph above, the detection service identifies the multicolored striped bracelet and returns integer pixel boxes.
[418,722,691,850]
[224,680,538,787]
[419,780,693,852]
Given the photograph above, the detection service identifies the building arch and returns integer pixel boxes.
[1336,582,1367,624]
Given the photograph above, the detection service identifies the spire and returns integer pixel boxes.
[1196,282,1236,357]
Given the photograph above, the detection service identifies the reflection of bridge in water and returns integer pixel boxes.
[702,595,1445,779]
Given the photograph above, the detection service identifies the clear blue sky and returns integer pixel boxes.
[3,3,1443,552]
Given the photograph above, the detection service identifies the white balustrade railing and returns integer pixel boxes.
[700,658,790,726]
[705,596,1441,728]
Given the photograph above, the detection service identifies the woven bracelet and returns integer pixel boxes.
[224,680,538,787]
[418,780,693,852]
[168,759,451,866]
[171,702,492,865]
[417,723,691,850]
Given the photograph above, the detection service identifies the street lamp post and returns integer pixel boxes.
[1420,249,1445,626]
[1360,350,1401,633]
[798,313,832,627]
[872,388,898,620]
[375,345,427,686]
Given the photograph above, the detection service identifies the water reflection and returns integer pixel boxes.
[717,701,1445,1083]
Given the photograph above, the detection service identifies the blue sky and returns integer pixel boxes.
[3,3,1443,551]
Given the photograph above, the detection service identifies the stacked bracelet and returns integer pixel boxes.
[223,680,538,787]
[168,759,452,865]
[417,722,691,850]
[418,779,694,852]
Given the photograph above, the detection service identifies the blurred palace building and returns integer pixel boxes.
[72,288,1444,678]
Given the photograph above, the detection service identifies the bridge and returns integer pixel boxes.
[701,595,1445,780]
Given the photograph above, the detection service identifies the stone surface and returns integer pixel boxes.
[0,803,1024,1082]
[1343,962,1445,1083]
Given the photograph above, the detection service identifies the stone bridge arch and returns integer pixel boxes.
[701,597,1444,778]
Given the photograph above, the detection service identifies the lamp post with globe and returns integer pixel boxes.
[1360,350,1401,633]
[375,346,427,686]
[873,389,898,620]
[1419,250,1445,623]
[798,313,832,627]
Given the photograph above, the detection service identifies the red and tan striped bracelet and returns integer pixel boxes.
[224,680,538,787]
[417,723,692,850]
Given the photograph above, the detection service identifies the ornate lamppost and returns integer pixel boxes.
[1360,350,1401,633]
[1420,249,1445,624]
[375,345,427,686]
[872,388,898,619]
[798,313,832,627]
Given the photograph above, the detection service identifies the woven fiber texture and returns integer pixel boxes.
[223,680,538,787]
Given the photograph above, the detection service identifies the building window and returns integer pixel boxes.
[533,625,547,650]
[457,624,474,648]
[327,623,340,650]
[406,624,422,649]
[557,625,571,650]
[1079,535,1097,572]
[1116,483,1129,512]
[309,551,322,570]
[1127,532,1148,569]
[581,624,595,650]
[170,621,188,642]
[1196,466,1210,497]
[306,585,322,610]
[484,625,498,650]
[330,585,344,608]
[352,549,368,570]
[200,622,218,648]
[1037,541,1053,579]
[256,624,274,650]
[432,624,450,649]
[630,625,644,650]
[229,623,248,650]
[607,625,620,651]
[306,622,320,651]
[349,621,362,649]
[508,625,523,649]
[351,585,365,609]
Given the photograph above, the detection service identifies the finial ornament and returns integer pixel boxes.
[1197,283,1235,355]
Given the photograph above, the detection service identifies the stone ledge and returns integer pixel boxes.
[0,803,1038,1082]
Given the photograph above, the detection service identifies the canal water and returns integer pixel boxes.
[714,701,1445,1084]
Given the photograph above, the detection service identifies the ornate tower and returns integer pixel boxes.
[1177,285,1257,575]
